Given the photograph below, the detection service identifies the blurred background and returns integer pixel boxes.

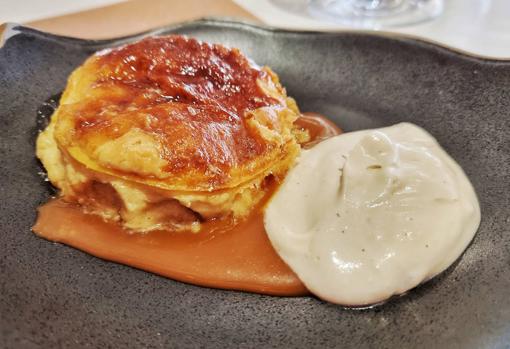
[0,0,508,58]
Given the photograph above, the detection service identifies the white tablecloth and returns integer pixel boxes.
[234,0,510,59]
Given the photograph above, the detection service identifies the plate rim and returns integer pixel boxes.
[1,17,510,64]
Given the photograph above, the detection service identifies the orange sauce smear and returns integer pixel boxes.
[33,113,341,296]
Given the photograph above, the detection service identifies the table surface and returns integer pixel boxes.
[27,0,258,39]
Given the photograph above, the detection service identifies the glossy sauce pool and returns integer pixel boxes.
[33,113,341,296]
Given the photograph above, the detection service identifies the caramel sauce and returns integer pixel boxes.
[33,114,340,296]
[296,112,343,149]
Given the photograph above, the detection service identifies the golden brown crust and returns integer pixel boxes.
[37,35,302,232]
[53,35,300,191]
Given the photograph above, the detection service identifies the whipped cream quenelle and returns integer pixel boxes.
[264,123,481,306]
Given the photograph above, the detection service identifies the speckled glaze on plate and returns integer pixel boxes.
[0,19,509,349]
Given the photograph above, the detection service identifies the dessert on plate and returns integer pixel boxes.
[34,34,480,306]
[37,35,304,233]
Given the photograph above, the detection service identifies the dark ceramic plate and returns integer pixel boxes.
[1,18,509,349]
